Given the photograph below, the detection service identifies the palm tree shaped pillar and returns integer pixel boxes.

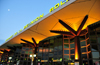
[50,15,88,65]
[21,38,38,65]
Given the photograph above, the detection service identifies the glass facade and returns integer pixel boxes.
[37,35,63,65]
[1,21,100,65]
[88,24,100,65]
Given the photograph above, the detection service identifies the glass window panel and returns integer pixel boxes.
[90,38,97,43]
[93,60,100,65]
[90,31,96,38]
[71,55,74,60]
[30,48,32,50]
[64,44,69,48]
[58,46,62,50]
[43,49,45,52]
[58,51,62,55]
[49,48,53,52]
[97,37,100,43]
[99,45,100,50]
[91,45,98,51]
[49,53,53,57]
[96,27,100,31]
[45,53,49,56]
[80,35,85,41]
[71,49,75,54]
[97,31,100,37]
[16,48,21,53]
[54,47,58,51]
[92,52,99,58]
[70,38,74,43]
[21,51,25,54]
[54,56,58,60]
[49,43,54,48]
[80,41,86,46]
[81,47,86,52]
[26,48,29,51]
[64,55,69,60]
[45,48,49,53]
[82,54,87,60]
[25,51,28,54]
[39,47,42,53]
[70,44,75,48]
[29,51,32,54]
[22,47,25,50]
[54,52,57,56]
[64,50,69,54]
[43,53,46,57]
[50,39,54,43]
[38,53,42,57]
[64,39,69,43]
[55,38,58,44]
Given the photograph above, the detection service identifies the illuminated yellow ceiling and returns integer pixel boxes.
[0,0,100,49]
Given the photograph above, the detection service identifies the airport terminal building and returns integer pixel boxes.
[0,0,100,65]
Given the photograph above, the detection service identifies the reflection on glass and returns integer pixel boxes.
[64,44,69,48]
[71,49,75,54]
[39,47,42,53]
[49,48,53,52]
[64,39,69,43]
[92,52,99,58]
[58,46,62,50]
[70,43,75,48]
[81,47,86,52]
[64,50,69,54]
[64,55,69,60]
[81,41,86,46]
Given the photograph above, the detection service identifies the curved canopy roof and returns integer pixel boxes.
[0,0,100,49]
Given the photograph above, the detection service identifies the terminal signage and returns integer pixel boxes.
[5,0,76,41]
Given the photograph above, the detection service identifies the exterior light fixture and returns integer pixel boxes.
[30,54,33,57]
[9,57,12,60]
[34,54,36,57]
